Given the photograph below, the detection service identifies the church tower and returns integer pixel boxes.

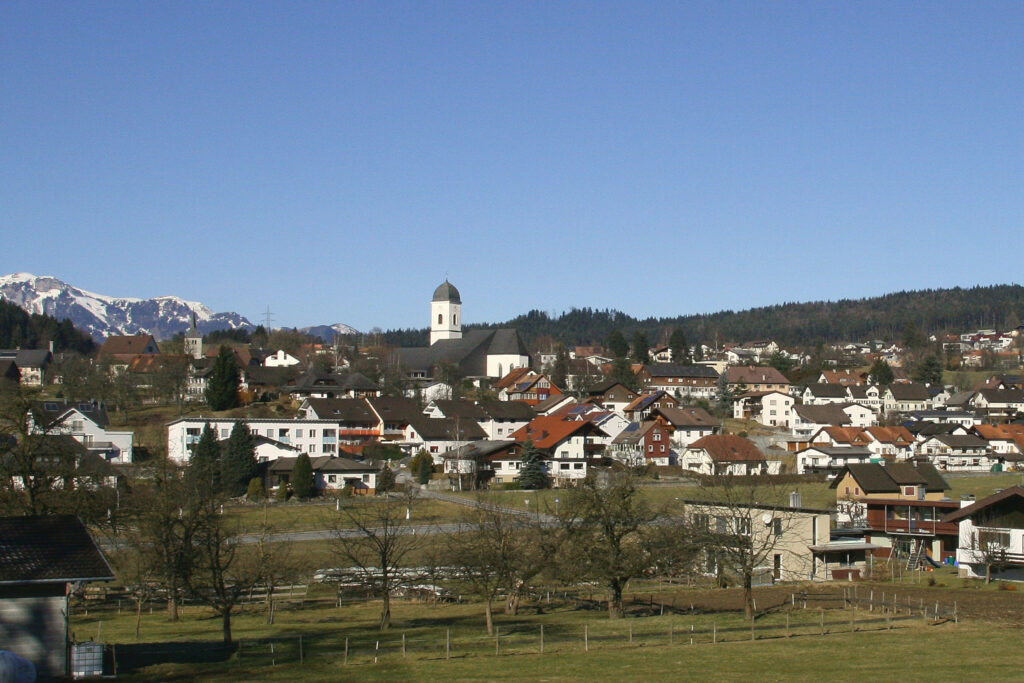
[183,312,203,360]
[430,280,462,345]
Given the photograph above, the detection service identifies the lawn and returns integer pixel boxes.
[224,497,467,532]
[69,586,1007,682]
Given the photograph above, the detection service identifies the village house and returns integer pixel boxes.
[586,380,639,414]
[680,434,780,476]
[622,391,680,422]
[509,416,608,486]
[882,383,933,415]
[732,390,794,428]
[34,400,134,463]
[797,446,876,476]
[724,366,790,394]
[791,404,852,440]
[915,434,1012,472]
[650,406,721,448]
[636,364,719,400]
[403,414,487,461]
[681,499,837,583]
[608,419,674,467]
[0,349,52,386]
[830,462,958,565]
[801,383,852,406]
[267,455,382,494]
[944,486,1024,582]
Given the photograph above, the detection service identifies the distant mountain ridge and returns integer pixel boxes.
[0,273,254,342]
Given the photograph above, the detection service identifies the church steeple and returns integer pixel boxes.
[184,312,203,359]
[430,279,462,345]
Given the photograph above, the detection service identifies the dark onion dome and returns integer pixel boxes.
[432,280,461,303]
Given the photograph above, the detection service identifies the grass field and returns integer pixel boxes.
[223,498,466,532]
[69,583,1009,682]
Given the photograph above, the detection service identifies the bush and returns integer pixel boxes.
[501,482,522,490]
[275,484,290,502]
[246,478,265,501]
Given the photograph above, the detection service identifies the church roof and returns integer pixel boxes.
[432,280,461,303]
[398,329,530,378]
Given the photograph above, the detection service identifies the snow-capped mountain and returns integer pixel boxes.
[300,323,361,342]
[0,273,254,341]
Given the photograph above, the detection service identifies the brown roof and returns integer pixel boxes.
[689,434,764,462]
[99,334,159,357]
[652,406,720,429]
[944,486,1024,523]
[725,366,790,385]
[510,416,596,450]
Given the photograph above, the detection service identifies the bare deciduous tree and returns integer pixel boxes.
[558,472,658,619]
[331,487,424,631]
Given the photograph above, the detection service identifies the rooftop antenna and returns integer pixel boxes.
[262,306,274,331]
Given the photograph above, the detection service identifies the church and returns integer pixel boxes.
[396,280,532,382]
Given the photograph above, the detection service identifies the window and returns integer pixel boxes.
[309,444,317,453]
[438,313,443,325]
[648,445,654,452]
[561,463,570,470]
[266,430,273,437]
[652,432,661,442]
[904,486,914,496]
[660,445,665,452]
[772,518,782,536]
[296,429,303,438]
[328,475,336,483]
[574,463,583,470]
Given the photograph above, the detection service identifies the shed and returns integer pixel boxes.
[0,516,115,678]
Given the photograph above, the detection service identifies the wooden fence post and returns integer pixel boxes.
[786,611,790,638]
[299,635,303,664]
[374,641,378,665]
[344,638,348,666]
[540,625,544,654]
[402,632,406,657]
[585,625,589,652]
[495,627,500,656]
[819,609,824,636]
[446,629,450,660]
[850,606,855,632]
[713,620,717,644]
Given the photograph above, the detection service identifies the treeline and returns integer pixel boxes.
[382,285,1024,350]
[0,300,95,353]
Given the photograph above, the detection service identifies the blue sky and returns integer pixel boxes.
[3,2,1022,332]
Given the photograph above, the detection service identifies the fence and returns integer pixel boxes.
[220,606,937,669]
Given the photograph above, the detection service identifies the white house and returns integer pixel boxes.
[733,390,794,428]
[264,349,301,367]
[946,487,1024,582]
[35,401,134,464]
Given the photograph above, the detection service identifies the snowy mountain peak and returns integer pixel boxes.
[0,273,252,341]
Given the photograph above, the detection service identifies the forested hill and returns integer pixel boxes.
[0,300,95,353]
[384,285,1024,349]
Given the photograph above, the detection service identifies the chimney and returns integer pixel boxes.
[789,491,802,508]
[49,341,54,353]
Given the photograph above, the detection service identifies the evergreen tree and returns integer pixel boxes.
[376,465,396,494]
[518,440,549,490]
[221,421,258,497]
[291,453,314,499]
[609,357,638,392]
[668,327,690,364]
[188,423,222,497]
[205,346,240,411]
[868,358,895,385]
[550,345,570,391]
[631,330,650,364]
[607,329,628,359]
[913,355,944,385]
[246,477,265,500]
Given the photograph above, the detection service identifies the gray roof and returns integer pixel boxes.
[397,329,531,378]
[644,364,719,379]
[0,349,52,368]
[476,400,535,420]
[0,515,115,584]
[651,406,720,429]
[406,415,487,441]
[432,280,461,303]
[443,440,518,460]
[793,403,852,425]
[887,383,931,401]
[803,383,849,399]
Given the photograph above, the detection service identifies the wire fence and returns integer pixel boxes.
[99,590,961,674]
